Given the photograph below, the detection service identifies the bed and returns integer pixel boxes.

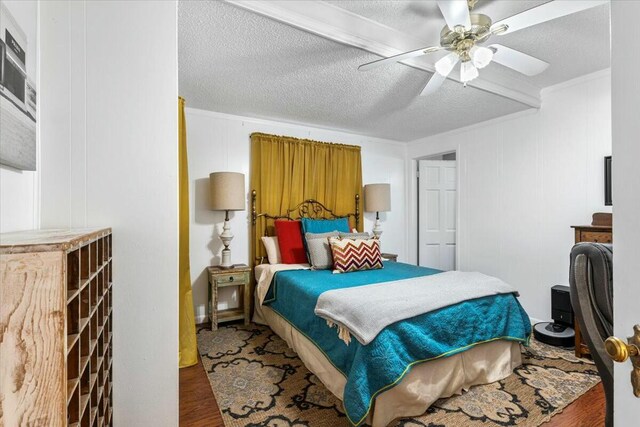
[250,192,531,427]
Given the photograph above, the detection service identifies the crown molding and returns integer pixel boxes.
[407,107,540,147]
[541,68,610,96]
[184,107,408,147]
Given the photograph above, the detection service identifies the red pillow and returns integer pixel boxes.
[274,220,308,264]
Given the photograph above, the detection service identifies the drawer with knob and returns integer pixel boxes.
[214,272,246,287]
[580,231,612,243]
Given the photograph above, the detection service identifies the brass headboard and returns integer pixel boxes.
[251,190,360,265]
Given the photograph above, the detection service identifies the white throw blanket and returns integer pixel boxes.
[314,271,517,345]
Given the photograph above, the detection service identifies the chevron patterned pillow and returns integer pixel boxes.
[329,237,383,274]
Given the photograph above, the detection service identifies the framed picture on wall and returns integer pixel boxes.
[0,0,37,171]
[604,156,612,206]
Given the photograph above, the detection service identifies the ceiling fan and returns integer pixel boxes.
[358,0,607,97]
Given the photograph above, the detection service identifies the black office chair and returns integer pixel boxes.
[569,242,613,427]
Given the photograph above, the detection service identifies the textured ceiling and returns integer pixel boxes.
[179,1,610,142]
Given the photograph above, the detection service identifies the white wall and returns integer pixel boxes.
[406,70,611,321]
[0,166,38,231]
[85,3,178,424]
[185,108,407,323]
[611,2,640,424]
[37,1,179,425]
[39,0,71,228]
[0,0,38,233]
[38,1,88,229]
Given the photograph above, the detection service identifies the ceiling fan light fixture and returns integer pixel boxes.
[460,61,479,84]
[357,0,562,97]
[471,46,493,69]
[435,52,459,77]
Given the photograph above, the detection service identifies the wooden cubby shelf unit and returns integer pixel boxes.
[0,228,113,426]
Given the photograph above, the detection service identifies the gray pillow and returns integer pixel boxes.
[338,232,371,240]
[305,231,339,270]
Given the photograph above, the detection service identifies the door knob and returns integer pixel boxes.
[605,336,638,362]
[605,324,640,397]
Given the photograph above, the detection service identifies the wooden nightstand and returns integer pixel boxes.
[207,264,251,330]
[381,253,398,262]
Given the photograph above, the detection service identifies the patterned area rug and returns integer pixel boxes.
[197,324,600,427]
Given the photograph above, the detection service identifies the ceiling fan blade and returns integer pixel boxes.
[420,73,446,97]
[420,56,459,97]
[437,0,471,31]
[489,44,549,76]
[358,46,441,71]
[492,0,608,35]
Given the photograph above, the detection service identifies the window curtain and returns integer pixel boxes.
[250,132,364,263]
[179,97,197,368]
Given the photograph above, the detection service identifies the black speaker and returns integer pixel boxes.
[533,285,575,347]
[551,285,573,327]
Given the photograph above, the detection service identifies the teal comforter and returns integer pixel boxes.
[262,262,531,426]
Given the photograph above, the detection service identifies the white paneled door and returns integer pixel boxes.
[612,2,640,424]
[418,160,456,270]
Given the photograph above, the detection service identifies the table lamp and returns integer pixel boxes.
[364,183,391,238]
[210,172,245,268]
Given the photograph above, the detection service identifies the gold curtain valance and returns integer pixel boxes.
[250,132,364,264]
[249,132,362,151]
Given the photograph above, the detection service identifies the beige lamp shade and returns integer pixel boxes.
[364,183,391,212]
[209,172,245,211]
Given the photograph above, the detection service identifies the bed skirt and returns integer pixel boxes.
[253,299,522,427]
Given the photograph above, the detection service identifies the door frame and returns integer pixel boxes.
[409,150,460,269]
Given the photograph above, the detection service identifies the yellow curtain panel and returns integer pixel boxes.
[178,97,198,368]
[250,132,364,263]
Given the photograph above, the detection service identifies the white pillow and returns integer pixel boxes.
[261,236,281,264]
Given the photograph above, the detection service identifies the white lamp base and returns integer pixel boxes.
[372,217,383,238]
[220,248,232,268]
[219,216,234,268]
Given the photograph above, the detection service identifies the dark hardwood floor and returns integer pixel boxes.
[543,382,605,427]
[179,355,224,427]
[180,327,605,427]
